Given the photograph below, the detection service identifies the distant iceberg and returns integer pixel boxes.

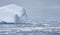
[0,4,29,23]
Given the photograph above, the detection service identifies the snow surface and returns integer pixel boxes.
[0,4,28,23]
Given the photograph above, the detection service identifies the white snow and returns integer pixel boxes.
[0,4,28,23]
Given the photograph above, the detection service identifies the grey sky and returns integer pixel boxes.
[0,0,60,23]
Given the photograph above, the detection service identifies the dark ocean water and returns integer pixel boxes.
[0,31,60,35]
[0,23,60,35]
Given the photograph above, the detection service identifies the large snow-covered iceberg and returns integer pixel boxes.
[0,4,28,23]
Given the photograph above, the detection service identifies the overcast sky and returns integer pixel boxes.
[0,0,60,23]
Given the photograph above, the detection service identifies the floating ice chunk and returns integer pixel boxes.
[0,4,28,23]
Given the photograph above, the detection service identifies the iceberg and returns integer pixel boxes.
[0,4,28,23]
